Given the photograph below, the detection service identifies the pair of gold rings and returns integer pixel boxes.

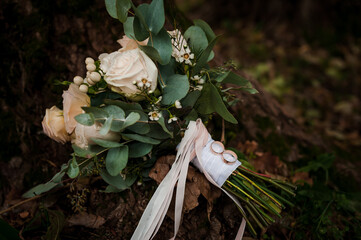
[209,141,237,165]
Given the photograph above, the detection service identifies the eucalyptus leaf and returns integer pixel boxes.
[184,26,208,56]
[104,105,125,119]
[184,109,198,124]
[121,133,161,144]
[128,142,153,158]
[104,99,142,111]
[132,3,150,41]
[106,146,129,176]
[156,115,173,137]
[181,90,201,108]
[193,19,216,42]
[22,165,67,198]
[99,115,113,135]
[124,17,135,39]
[116,0,131,23]
[67,157,79,179]
[126,110,150,134]
[196,83,238,124]
[91,138,123,148]
[72,144,97,158]
[105,0,117,19]
[192,36,220,75]
[146,0,165,34]
[146,123,171,139]
[161,74,189,105]
[216,71,253,88]
[101,170,137,190]
[82,107,109,119]
[122,112,141,128]
[103,185,126,193]
[75,113,95,126]
[241,87,259,94]
[150,28,172,65]
[139,45,162,63]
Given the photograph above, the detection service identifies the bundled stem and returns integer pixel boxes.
[222,165,296,237]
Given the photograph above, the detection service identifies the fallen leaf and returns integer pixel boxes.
[292,172,313,186]
[19,211,29,218]
[68,213,105,228]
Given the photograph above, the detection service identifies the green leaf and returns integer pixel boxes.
[241,87,259,94]
[67,157,79,179]
[123,112,141,128]
[139,45,162,63]
[161,74,189,105]
[103,185,126,193]
[156,115,173,137]
[216,71,252,88]
[116,0,131,23]
[100,115,113,135]
[22,165,67,198]
[184,109,198,124]
[146,0,165,34]
[91,138,123,148]
[75,113,95,126]
[44,209,65,240]
[146,123,171,139]
[128,142,153,158]
[124,17,135,39]
[101,170,137,190]
[82,107,109,119]
[121,133,161,144]
[181,90,201,108]
[104,99,142,111]
[104,105,125,119]
[126,110,150,134]
[132,3,150,41]
[184,26,208,56]
[194,19,216,42]
[0,219,21,240]
[192,36,220,75]
[106,146,129,176]
[151,28,172,65]
[72,144,97,158]
[105,0,117,19]
[196,83,238,124]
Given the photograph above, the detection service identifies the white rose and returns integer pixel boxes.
[72,122,121,149]
[117,35,148,53]
[99,48,157,100]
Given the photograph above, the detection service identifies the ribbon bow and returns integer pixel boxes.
[131,119,246,240]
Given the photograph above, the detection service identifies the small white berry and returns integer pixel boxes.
[86,63,96,72]
[132,81,137,85]
[175,100,182,109]
[79,84,88,93]
[86,78,95,85]
[137,82,144,88]
[85,57,94,64]
[148,90,153,94]
[198,78,205,84]
[89,72,101,82]
[73,76,83,85]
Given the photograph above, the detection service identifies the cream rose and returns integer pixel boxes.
[72,122,121,149]
[62,84,91,134]
[117,35,148,52]
[42,106,70,144]
[99,48,157,100]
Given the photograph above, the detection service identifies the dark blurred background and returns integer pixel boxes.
[0,0,360,239]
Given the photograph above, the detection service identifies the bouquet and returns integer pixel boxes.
[24,0,296,238]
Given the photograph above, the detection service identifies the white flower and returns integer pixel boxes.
[198,78,205,84]
[148,111,162,121]
[175,100,182,109]
[168,117,178,124]
[195,85,203,91]
[99,48,157,100]
[168,30,194,65]
[191,75,201,81]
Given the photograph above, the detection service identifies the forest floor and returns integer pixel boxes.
[0,0,360,239]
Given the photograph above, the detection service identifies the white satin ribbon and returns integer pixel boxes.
[131,119,246,240]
